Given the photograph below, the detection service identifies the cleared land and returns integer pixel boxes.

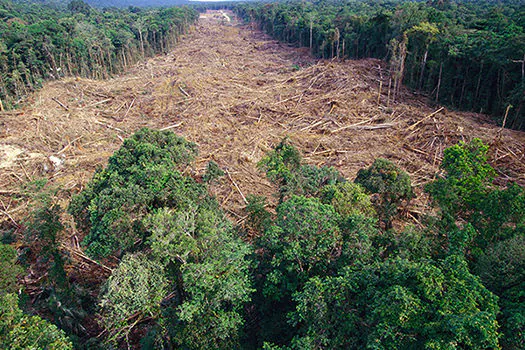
[1,10,524,236]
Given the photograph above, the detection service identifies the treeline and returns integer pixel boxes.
[1,128,523,349]
[234,0,525,130]
[0,0,198,109]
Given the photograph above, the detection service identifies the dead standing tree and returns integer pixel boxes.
[388,33,408,105]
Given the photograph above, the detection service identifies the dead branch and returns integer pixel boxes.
[57,136,83,155]
[93,120,129,135]
[84,98,113,108]
[331,118,376,133]
[51,97,69,111]
[64,244,113,274]
[123,98,136,119]
[160,122,184,131]
[225,168,248,204]
[179,86,190,97]
[407,106,444,131]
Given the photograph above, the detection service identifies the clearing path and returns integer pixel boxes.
[1,11,524,225]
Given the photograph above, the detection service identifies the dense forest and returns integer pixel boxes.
[0,0,198,109]
[1,0,525,349]
[2,128,524,349]
[234,0,525,130]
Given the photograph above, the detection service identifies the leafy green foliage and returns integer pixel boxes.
[292,255,500,349]
[0,243,22,295]
[22,182,92,343]
[99,253,168,345]
[0,2,198,108]
[145,205,254,349]
[427,138,494,219]
[320,182,376,218]
[426,138,525,348]
[259,196,341,300]
[202,161,225,184]
[145,207,199,266]
[174,236,253,349]
[0,293,73,350]
[253,195,343,346]
[476,234,525,350]
[245,194,272,235]
[355,158,413,228]
[336,214,379,267]
[427,138,525,248]
[472,182,525,247]
[71,128,254,348]
[234,0,525,129]
[259,138,343,202]
[69,128,201,258]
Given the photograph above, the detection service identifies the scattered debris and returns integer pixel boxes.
[1,10,524,234]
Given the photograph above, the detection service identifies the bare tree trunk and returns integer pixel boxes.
[394,34,408,100]
[121,48,127,68]
[387,77,392,106]
[139,28,145,58]
[419,49,428,90]
[522,53,525,83]
[475,61,483,101]
[309,18,313,50]
[435,61,442,103]
[107,49,112,74]
[66,52,73,76]
[459,67,468,107]
[335,28,340,59]
[43,42,59,79]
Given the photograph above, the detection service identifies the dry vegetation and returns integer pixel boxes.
[1,10,524,240]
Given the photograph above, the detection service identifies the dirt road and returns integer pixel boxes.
[1,11,524,225]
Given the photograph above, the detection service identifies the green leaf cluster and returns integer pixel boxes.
[70,128,254,348]
[69,128,200,258]
[355,158,414,228]
[258,138,343,202]
[0,293,73,350]
[0,243,22,295]
[426,138,525,348]
[292,255,500,350]
[251,139,503,349]
[99,253,168,344]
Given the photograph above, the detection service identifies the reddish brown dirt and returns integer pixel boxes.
[1,10,524,235]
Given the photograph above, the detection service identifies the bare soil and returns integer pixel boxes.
[1,10,524,235]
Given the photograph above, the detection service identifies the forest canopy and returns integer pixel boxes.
[0,0,524,349]
[234,0,525,130]
[2,127,524,348]
[0,0,198,109]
